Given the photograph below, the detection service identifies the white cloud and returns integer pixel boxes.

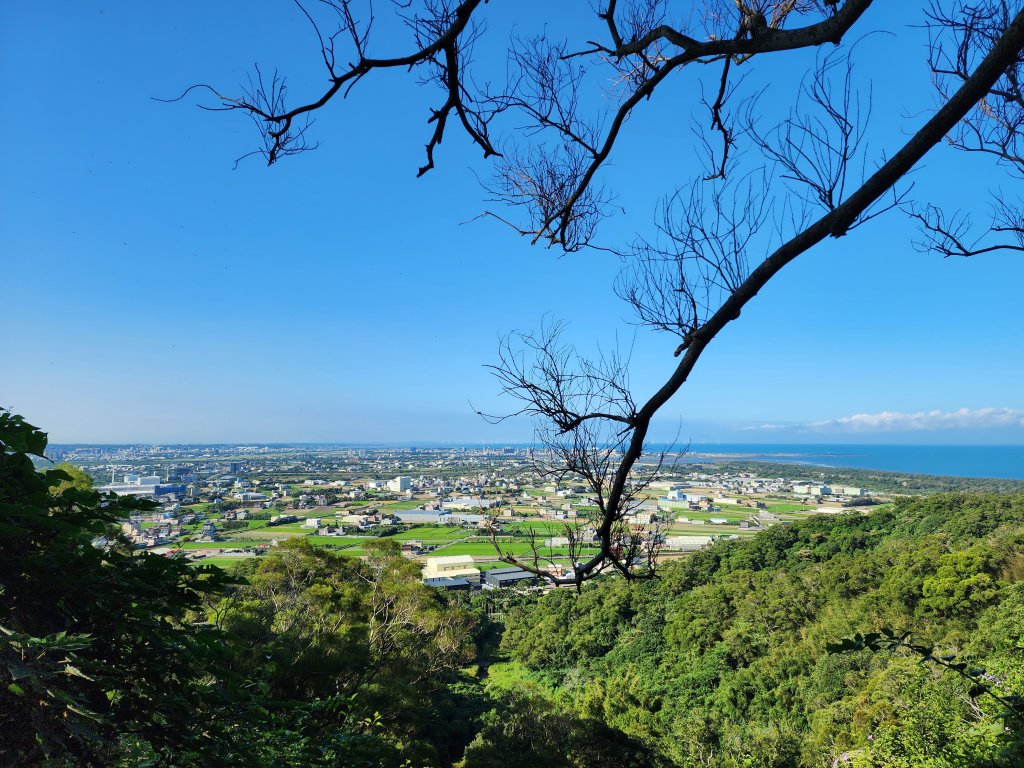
[807,407,1024,433]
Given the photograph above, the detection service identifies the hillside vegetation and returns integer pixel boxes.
[490,494,1024,767]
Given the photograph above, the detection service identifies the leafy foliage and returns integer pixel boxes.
[0,410,476,767]
[0,409,237,765]
[495,494,1024,766]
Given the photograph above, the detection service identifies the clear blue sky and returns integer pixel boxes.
[2,2,1022,444]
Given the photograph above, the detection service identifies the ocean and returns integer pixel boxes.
[655,444,1024,481]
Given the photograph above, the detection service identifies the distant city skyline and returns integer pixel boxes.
[3,3,1023,446]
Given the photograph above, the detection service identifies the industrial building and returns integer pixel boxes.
[421,555,481,585]
[483,567,539,589]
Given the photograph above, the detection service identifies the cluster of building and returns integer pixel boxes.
[421,555,539,591]
[97,473,192,500]
[792,483,866,498]
[66,443,891,575]
[120,519,183,547]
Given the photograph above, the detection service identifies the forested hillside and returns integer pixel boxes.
[490,494,1024,767]
[3,408,1024,767]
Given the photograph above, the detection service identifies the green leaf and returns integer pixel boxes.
[63,664,94,681]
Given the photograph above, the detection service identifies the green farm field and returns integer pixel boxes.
[436,541,600,559]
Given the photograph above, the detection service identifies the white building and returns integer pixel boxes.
[422,555,481,583]
[233,492,268,502]
[545,536,571,547]
[124,474,161,486]
[442,497,500,510]
[664,536,715,551]
[388,476,413,493]
[793,484,831,496]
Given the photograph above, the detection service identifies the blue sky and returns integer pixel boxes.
[2,2,1023,444]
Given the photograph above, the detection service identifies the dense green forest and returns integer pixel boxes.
[3,410,1023,767]
[494,493,1024,767]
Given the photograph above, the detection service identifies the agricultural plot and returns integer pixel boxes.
[505,521,573,537]
[224,528,305,540]
[666,523,757,536]
[303,535,371,549]
[377,500,433,511]
[391,526,470,543]
[438,540,600,559]
[765,502,816,513]
[262,522,309,533]
[387,528,473,549]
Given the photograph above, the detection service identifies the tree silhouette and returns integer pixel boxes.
[194,1,1024,585]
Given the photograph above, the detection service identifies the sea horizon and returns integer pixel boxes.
[651,443,1024,481]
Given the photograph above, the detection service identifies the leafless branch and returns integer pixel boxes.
[485,8,1024,585]
[906,197,1024,256]
[197,1,872,238]
[194,0,498,170]
[928,0,1024,175]
[616,171,771,349]
[194,3,1024,588]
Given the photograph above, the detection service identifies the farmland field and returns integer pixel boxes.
[765,502,816,513]
[391,526,470,542]
[437,541,600,558]
[224,528,306,540]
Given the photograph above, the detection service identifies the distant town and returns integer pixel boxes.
[52,444,883,588]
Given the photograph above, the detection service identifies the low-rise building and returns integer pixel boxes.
[664,535,715,551]
[484,567,539,589]
[422,555,481,585]
[793,484,831,496]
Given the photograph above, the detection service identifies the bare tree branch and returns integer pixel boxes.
[906,197,1024,256]
[928,0,1024,174]
[195,3,1024,587]
[193,0,499,170]
[487,7,1024,585]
